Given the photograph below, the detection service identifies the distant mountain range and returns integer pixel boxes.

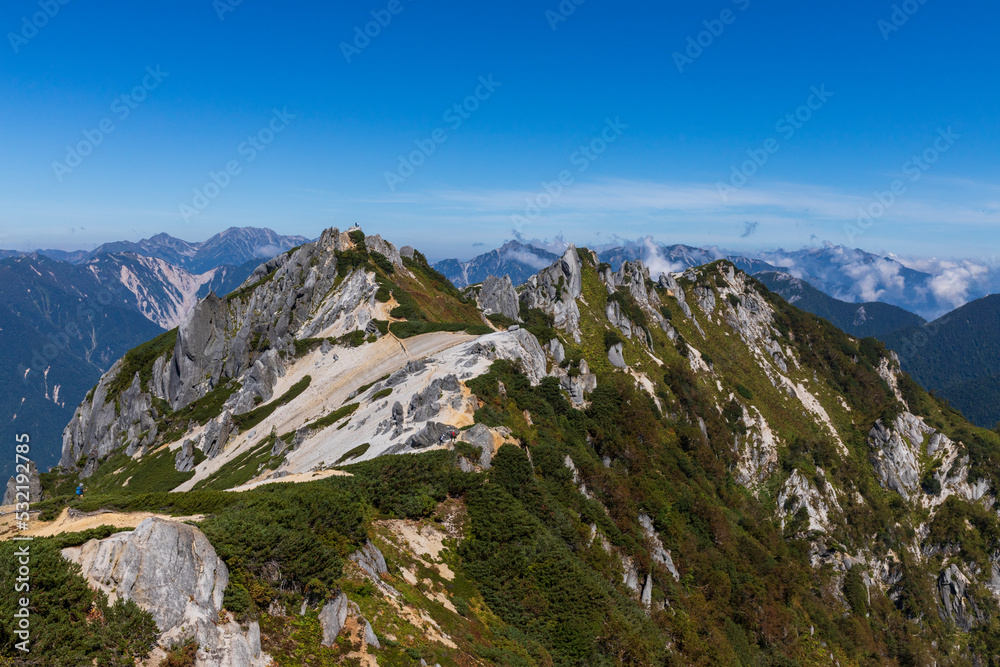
[434,241,560,287]
[2,227,310,274]
[84,253,260,329]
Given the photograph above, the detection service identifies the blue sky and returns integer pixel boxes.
[0,0,997,261]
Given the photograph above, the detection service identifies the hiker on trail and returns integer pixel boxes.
[76,485,85,498]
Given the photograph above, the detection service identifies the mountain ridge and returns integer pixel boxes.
[7,225,1000,665]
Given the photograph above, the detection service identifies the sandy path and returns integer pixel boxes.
[174,331,476,491]
[0,507,203,541]
[228,468,352,492]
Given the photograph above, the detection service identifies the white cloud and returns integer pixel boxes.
[504,248,553,270]
[927,262,990,310]
[253,244,283,258]
[640,237,687,280]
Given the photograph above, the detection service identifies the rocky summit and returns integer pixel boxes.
[5,226,1000,666]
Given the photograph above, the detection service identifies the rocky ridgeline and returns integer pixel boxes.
[60,228,400,474]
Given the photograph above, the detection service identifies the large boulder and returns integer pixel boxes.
[319,593,350,647]
[608,343,626,368]
[61,517,269,667]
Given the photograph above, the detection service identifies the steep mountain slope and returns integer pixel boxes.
[84,253,261,329]
[0,254,163,482]
[434,240,558,287]
[8,228,1000,666]
[755,270,926,338]
[882,295,1000,428]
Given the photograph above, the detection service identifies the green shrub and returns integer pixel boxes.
[159,640,199,667]
[389,321,490,339]
[487,312,519,329]
[369,250,395,274]
[309,402,360,431]
[604,329,623,351]
[335,443,371,465]
[201,482,368,607]
[0,539,158,666]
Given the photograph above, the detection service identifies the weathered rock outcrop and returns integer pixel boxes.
[477,274,520,322]
[319,591,381,651]
[520,246,584,342]
[319,593,350,647]
[466,328,548,385]
[61,517,269,667]
[733,405,780,489]
[458,423,509,468]
[3,460,41,506]
[406,421,459,449]
[350,540,389,580]
[554,357,597,406]
[868,412,988,505]
[175,439,196,473]
[938,563,984,631]
[638,513,680,581]
[777,469,841,534]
